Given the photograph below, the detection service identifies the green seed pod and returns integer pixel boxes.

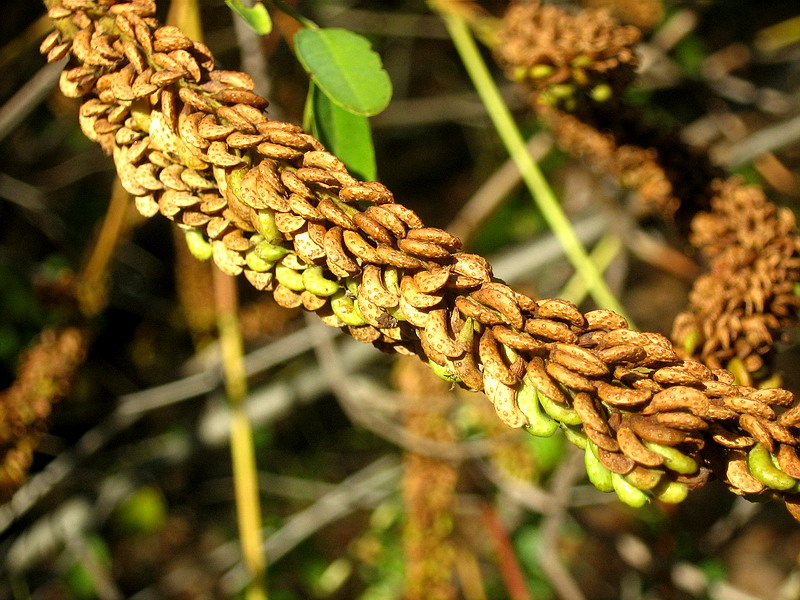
[536,390,583,426]
[130,98,151,132]
[549,83,575,99]
[387,305,407,322]
[748,443,797,490]
[184,228,212,261]
[331,290,368,326]
[428,359,461,384]
[612,473,649,508]
[517,383,559,437]
[624,467,662,491]
[644,442,698,475]
[561,423,588,449]
[589,83,612,103]
[256,209,282,244]
[584,442,614,492]
[226,167,247,201]
[302,266,340,297]
[457,318,475,345]
[383,266,400,295]
[245,248,274,272]
[275,261,305,292]
[571,54,593,68]
[255,240,289,262]
[680,327,702,356]
[652,479,689,504]
[512,65,528,81]
[530,64,554,79]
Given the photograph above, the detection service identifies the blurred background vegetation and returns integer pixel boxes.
[2,0,800,598]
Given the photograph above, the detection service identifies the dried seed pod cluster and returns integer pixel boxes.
[493,0,641,110]
[672,178,800,374]
[44,0,800,517]
[0,328,87,501]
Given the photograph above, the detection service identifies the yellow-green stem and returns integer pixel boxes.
[436,8,631,322]
[214,268,268,600]
[560,233,623,306]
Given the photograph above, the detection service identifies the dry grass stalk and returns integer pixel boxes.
[395,357,457,600]
[0,327,88,500]
[40,0,800,517]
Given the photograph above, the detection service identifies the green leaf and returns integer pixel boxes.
[295,28,392,117]
[311,84,376,181]
[225,0,272,35]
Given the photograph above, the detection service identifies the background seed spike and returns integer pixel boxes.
[40,0,800,520]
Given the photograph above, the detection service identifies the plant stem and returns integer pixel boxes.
[214,268,268,600]
[560,233,623,307]
[436,9,630,320]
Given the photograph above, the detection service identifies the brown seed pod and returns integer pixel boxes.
[479,329,517,385]
[483,374,526,428]
[549,343,609,378]
[643,386,709,416]
[492,325,544,353]
[537,298,585,327]
[546,361,595,392]
[397,296,429,328]
[353,212,393,245]
[524,319,579,344]
[226,131,267,149]
[296,167,342,188]
[726,451,766,494]
[323,226,360,276]
[471,283,523,330]
[292,230,325,263]
[198,114,236,140]
[451,253,492,283]
[343,230,381,264]
[454,296,504,326]
[617,425,664,467]
[761,420,796,445]
[585,426,619,452]
[382,204,424,229]
[710,423,754,449]
[317,198,356,230]
[451,352,484,391]
[597,447,635,475]
[339,181,393,204]
[361,265,399,309]
[398,238,450,259]
[377,244,424,270]
[723,396,776,420]
[134,194,159,218]
[364,206,406,239]
[595,381,652,407]
[422,309,464,358]
[777,444,800,478]
[630,415,686,445]
[573,392,608,433]
[750,388,795,407]
[406,227,462,250]
[738,414,774,451]
[525,357,570,404]
[595,343,647,365]
[288,194,323,221]
[653,366,703,387]
[357,294,395,329]
[274,212,305,234]
[257,141,302,161]
[413,266,451,294]
[349,324,382,344]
